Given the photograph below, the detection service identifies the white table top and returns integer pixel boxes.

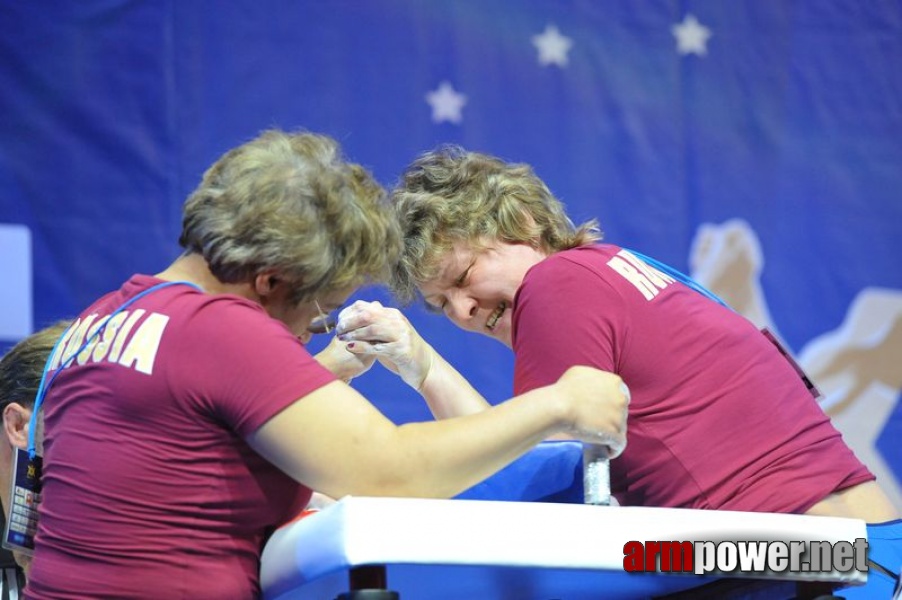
[260,496,868,600]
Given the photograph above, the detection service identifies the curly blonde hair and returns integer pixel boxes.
[389,146,601,304]
[179,130,401,303]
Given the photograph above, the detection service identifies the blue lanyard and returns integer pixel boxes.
[27,280,201,458]
[625,248,731,310]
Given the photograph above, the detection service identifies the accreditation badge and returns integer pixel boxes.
[2,448,42,555]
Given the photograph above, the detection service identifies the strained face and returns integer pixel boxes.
[419,239,547,348]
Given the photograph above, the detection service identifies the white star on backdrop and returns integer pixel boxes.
[425,81,468,124]
[672,14,712,56]
[531,24,573,67]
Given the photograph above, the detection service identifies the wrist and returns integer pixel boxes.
[314,348,358,383]
[409,345,436,391]
[333,362,360,384]
[547,379,574,435]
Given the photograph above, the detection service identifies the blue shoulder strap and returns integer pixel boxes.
[625,248,731,310]
[27,280,201,458]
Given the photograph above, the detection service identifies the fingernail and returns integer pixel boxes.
[347,342,356,349]
[338,334,348,341]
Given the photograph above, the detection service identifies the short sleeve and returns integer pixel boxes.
[166,296,336,436]
[513,255,623,394]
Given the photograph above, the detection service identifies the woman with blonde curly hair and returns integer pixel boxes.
[338,145,901,597]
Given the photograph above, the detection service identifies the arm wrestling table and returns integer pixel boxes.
[260,496,868,600]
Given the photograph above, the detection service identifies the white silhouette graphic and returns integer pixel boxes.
[689,219,781,337]
[689,219,902,511]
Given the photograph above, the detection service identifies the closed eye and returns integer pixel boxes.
[424,301,444,314]
[423,295,447,314]
[455,260,476,287]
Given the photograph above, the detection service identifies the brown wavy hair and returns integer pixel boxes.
[389,145,601,304]
[179,130,401,303]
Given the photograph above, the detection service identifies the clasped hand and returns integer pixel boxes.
[332,300,434,389]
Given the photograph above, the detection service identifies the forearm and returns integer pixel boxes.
[372,382,569,498]
[314,351,351,381]
[250,380,570,501]
[417,347,492,419]
[383,365,627,498]
[250,366,626,501]
[314,339,371,382]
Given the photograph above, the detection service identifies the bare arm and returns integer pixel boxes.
[336,300,490,419]
[415,346,490,418]
[313,335,374,383]
[247,366,628,501]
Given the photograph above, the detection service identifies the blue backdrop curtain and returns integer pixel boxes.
[2,0,900,509]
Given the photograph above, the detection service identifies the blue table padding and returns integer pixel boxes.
[455,441,584,503]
